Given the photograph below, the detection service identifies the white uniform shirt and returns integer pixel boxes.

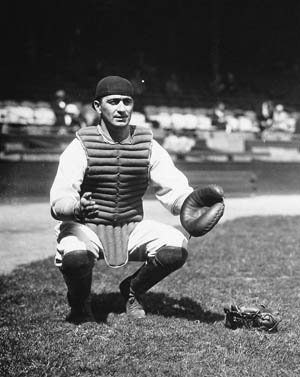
[50,134,193,218]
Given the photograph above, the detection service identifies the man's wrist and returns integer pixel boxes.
[51,198,80,221]
[73,202,83,221]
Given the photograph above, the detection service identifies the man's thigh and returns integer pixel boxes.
[54,220,188,266]
[128,220,188,260]
[55,222,102,267]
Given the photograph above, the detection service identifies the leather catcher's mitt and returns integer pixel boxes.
[224,303,282,332]
[180,184,225,237]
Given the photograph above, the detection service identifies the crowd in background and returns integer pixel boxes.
[2,53,300,151]
[1,74,300,160]
[1,91,299,138]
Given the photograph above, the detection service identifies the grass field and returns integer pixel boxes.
[1,159,300,376]
[1,215,300,376]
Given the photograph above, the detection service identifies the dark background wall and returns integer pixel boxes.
[2,1,300,103]
[1,160,299,204]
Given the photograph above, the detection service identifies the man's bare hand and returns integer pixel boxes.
[74,192,100,220]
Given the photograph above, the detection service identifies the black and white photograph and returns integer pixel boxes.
[1,1,300,376]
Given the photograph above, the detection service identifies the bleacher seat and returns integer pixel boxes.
[170,112,185,131]
[182,113,198,130]
[33,105,56,126]
[130,111,151,128]
[195,113,212,130]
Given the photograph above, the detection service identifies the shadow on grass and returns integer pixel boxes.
[92,291,224,324]
[92,292,124,322]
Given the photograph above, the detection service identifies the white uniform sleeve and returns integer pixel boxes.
[149,139,193,215]
[50,138,87,219]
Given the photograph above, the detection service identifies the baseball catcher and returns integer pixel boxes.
[50,75,225,324]
[224,303,282,332]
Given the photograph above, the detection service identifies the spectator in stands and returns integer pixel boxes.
[256,99,274,133]
[64,103,81,134]
[271,104,293,133]
[52,90,67,130]
[211,101,227,130]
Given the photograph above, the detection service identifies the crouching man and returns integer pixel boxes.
[50,75,224,324]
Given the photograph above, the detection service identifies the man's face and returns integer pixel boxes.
[94,95,134,128]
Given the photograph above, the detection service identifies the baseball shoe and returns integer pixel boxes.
[119,278,146,319]
[124,294,146,319]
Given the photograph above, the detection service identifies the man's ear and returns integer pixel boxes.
[93,100,101,113]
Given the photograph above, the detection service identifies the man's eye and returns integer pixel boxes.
[109,100,120,105]
[123,99,133,106]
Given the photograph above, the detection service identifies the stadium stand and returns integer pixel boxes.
[0,99,300,162]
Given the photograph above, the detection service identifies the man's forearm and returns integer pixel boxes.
[51,198,78,221]
[171,193,191,215]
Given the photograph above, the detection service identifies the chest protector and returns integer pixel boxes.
[76,125,152,268]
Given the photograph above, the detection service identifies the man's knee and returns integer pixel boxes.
[155,246,188,270]
[61,250,95,277]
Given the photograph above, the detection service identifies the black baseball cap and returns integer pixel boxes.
[94,76,134,100]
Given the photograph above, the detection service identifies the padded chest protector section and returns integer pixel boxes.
[78,125,152,267]
[88,222,137,268]
[77,125,152,226]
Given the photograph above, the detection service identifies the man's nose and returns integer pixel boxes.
[117,101,126,112]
